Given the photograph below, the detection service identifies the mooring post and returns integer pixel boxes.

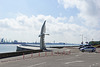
[45,52,47,56]
[31,52,33,57]
[38,52,40,57]
[51,51,53,56]
[23,53,24,59]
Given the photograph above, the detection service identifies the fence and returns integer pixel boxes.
[0,50,71,63]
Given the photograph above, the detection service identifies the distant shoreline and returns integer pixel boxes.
[0,42,81,46]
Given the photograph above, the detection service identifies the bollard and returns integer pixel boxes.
[63,51,65,55]
[31,53,33,58]
[51,51,53,56]
[23,53,24,59]
[38,52,40,57]
[57,51,59,56]
[57,51,59,55]
[45,52,47,56]
[69,50,71,54]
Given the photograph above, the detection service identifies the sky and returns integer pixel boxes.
[0,0,100,44]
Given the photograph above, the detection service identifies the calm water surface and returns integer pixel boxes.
[0,44,19,53]
[0,44,80,53]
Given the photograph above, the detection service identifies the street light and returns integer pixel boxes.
[84,37,88,45]
[80,34,83,45]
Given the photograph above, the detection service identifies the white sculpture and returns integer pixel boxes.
[39,20,49,50]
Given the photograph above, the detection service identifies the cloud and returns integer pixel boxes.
[57,0,100,43]
[0,13,100,43]
[58,0,100,29]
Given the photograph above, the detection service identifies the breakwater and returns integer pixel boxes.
[0,50,42,59]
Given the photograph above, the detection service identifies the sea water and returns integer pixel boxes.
[0,44,19,53]
[0,44,80,53]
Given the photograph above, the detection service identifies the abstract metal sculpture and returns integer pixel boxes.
[39,20,49,50]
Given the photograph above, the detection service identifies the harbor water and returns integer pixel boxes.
[0,44,80,53]
[0,44,19,53]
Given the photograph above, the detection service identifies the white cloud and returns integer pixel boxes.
[58,0,100,29]
[58,0,77,8]
[68,16,74,23]
[0,13,100,43]
[57,0,100,42]
[0,14,68,43]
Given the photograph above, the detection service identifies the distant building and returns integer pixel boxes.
[14,40,18,43]
[1,38,4,43]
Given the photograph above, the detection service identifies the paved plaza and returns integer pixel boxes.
[0,47,100,67]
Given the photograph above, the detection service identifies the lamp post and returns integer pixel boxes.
[80,34,83,45]
[84,37,88,45]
